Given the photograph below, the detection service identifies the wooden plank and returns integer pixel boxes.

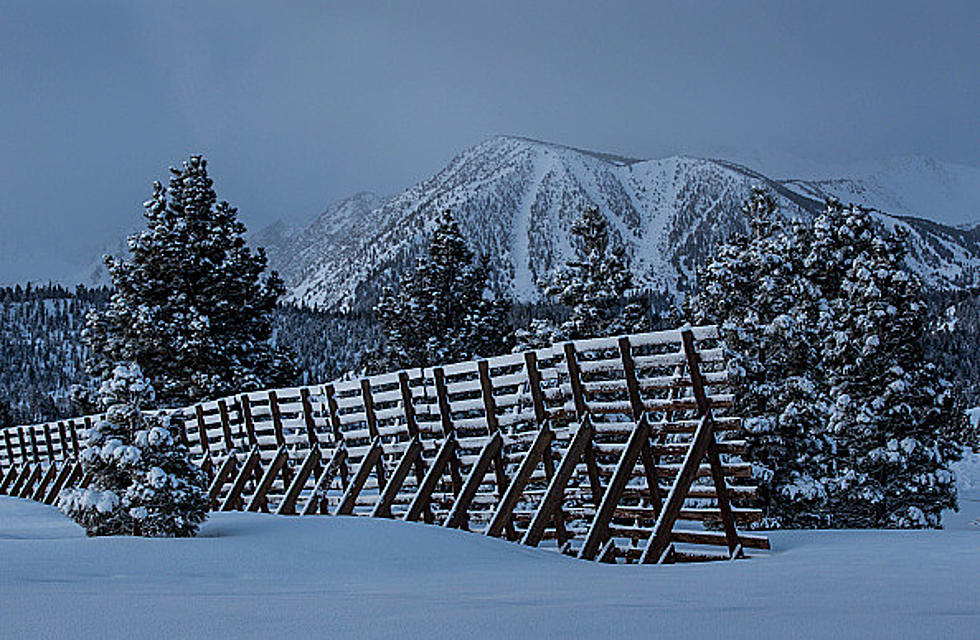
[323,384,343,441]
[45,461,82,505]
[240,395,258,447]
[268,390,286,448]
[619,336,664,516]
[32,462,58,501]
[445,432,503,530]
[336,438,384,515]
[398,371,430,522]
[3,430,14,467]
[28,425,39,463]
[525,352,567,544]
[682,329,740,555]
[639,414,714,564]
[71,420,83,457]
[219,447,262,512]
[486,424,553,538]
[372,436,424,518]
[299,388,319,449]
[360,379,386,490]
[246,446,289,513]
[277,447,321,515]
[300,445,347,516]
[404,434,457,523]
[195,405,211,456]
[522,419,594,547]
[208,453,240,505]
[478,359,513,538]
[579,417,651,560]
[433,368,463,496]
[217,399,236,451]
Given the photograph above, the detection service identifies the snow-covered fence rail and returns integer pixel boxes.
[0,325,769,563]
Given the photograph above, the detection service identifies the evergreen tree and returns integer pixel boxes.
[373,210,512,370]
[58,363,209,537]
[815,202,964,527]
[691,189,834,527]
[693,191,966,529]
[85,156,296,406]
[544,207,651,340]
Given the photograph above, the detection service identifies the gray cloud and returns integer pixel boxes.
[1,0,978,283]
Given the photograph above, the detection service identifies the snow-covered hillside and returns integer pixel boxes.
[2,484,977,639]
[264,137,980,311]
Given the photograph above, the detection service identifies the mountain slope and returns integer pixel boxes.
[271,137,980,311]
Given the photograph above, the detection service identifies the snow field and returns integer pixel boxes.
[1,484,978,639]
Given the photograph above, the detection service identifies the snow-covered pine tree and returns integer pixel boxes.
[814,202,965,528]
[85,155,296,406]
[544,207,651,340]
[690,189,835,528]
[373,209,512,370]
[59,363,209,537]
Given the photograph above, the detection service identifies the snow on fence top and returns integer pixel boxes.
[0,325,769,564]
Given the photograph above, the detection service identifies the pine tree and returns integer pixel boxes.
[544,207,651,340]
[691,189,834,527]
[693,192,967,529]
[373,209,512,370]
[84,155,296,406]
[58,364,209,537]
[815,202,964,528]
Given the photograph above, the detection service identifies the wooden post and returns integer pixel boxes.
[444,432,503,530]
[32,462,58,501]
[619,336,664,515]
[46,462,82,505]
[486,425,554,538]
[220,447,262,512]
[42,424,55,461]
[218,399,236,451]
[477,360,513,537]
[397,372,428,504]
[18,464,42,498]
[277,447,321,515]
[28,425,40,463]
[73,420,85,457]
[300,445,347,516]
[208,453,239,507]
[18,427,28,463]
[57,422,68,461]
[300,388,320,449]
[681,329,740,555]
[336,438,384,516]
[268,391,286,448]
[10,464,32,495]
[524,351,567,543]
[195,405,211,456]
[522,419,595,547]
[404,434,457,523]
[0,465,19,495]
[240,394,258,447]
[359,378,387,491]
[246,446,289,513]
[433,368,463,496]
[563,343,602,506]
[4,430,14,467]
[372,436,424,518]
[323,384,343,441]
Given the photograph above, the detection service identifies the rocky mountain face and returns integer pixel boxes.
[263,136,979,311]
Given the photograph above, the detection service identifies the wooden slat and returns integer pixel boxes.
[10,464,32,495]
[18,464,41,498]
[359,379,386,489]
[0,465,18,494]
[433,368,463,496]
[240,395,258,447]
[195,405,211,456]
[268,391,286,448]
[299,388,319,449]
[46,461,82,505]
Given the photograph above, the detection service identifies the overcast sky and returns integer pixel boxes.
[2,1,978,284]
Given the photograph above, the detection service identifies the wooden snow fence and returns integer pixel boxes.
[0,325,769,563]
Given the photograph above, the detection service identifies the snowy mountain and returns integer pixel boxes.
[265,136,980,311]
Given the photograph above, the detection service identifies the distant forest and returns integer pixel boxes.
[1,282,978,427]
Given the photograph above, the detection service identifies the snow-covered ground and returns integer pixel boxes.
[2,481,977,640]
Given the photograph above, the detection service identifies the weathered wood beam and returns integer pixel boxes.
[445,432,503,530]
[336,438,384,516]
[300,445,347,516]
[277,447,322,515]
[372,436,424,519]
[219,447,262,512]
[486,424,553,538]
[208,452,240,507]
[404,433,457,523]
[246,446,289,513]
